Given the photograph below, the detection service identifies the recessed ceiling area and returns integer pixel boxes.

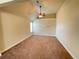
[0,0,65,18]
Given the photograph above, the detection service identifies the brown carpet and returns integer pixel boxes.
[1,35,73,59]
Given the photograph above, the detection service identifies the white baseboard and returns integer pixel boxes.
[33,34,56,37]
[1,34,32,53]
[56,36,76,59]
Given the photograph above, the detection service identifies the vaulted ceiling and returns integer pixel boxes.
[0,0,65,18]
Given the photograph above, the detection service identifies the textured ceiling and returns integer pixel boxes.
[0,0,65,18]
[32,0,65,14]
[0,0,35,17]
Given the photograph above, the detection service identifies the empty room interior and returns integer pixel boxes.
[0,0,79,59]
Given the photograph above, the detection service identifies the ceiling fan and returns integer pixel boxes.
[36,0,56,19]
[36,0,45,19]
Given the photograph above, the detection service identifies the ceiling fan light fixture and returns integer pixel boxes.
[36,0,45,19]
[37,13,43,19]
[38,14,43,18]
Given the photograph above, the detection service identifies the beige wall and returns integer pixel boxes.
[56,0,79,59]
[33,18,56,36]
[0,11,32,53]
[0,12,5,52]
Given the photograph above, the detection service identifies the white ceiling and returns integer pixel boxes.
[0,0,13,4]
[0,0,65,17]
[32,0,65,14]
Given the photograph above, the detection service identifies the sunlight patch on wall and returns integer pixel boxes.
[30,22,33,32]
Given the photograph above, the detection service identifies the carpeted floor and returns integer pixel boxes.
[1,35,73,59]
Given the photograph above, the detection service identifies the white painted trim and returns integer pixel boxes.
[33,34,56,37]
[1,34,32,53]
[56,36,76,59]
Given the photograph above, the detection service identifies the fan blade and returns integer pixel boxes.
[38,13,56,19]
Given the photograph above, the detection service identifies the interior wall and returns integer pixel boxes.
[0,12,4,53]
[0,11,32,52]
[56,0,79,59]
[33,18,56,36]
